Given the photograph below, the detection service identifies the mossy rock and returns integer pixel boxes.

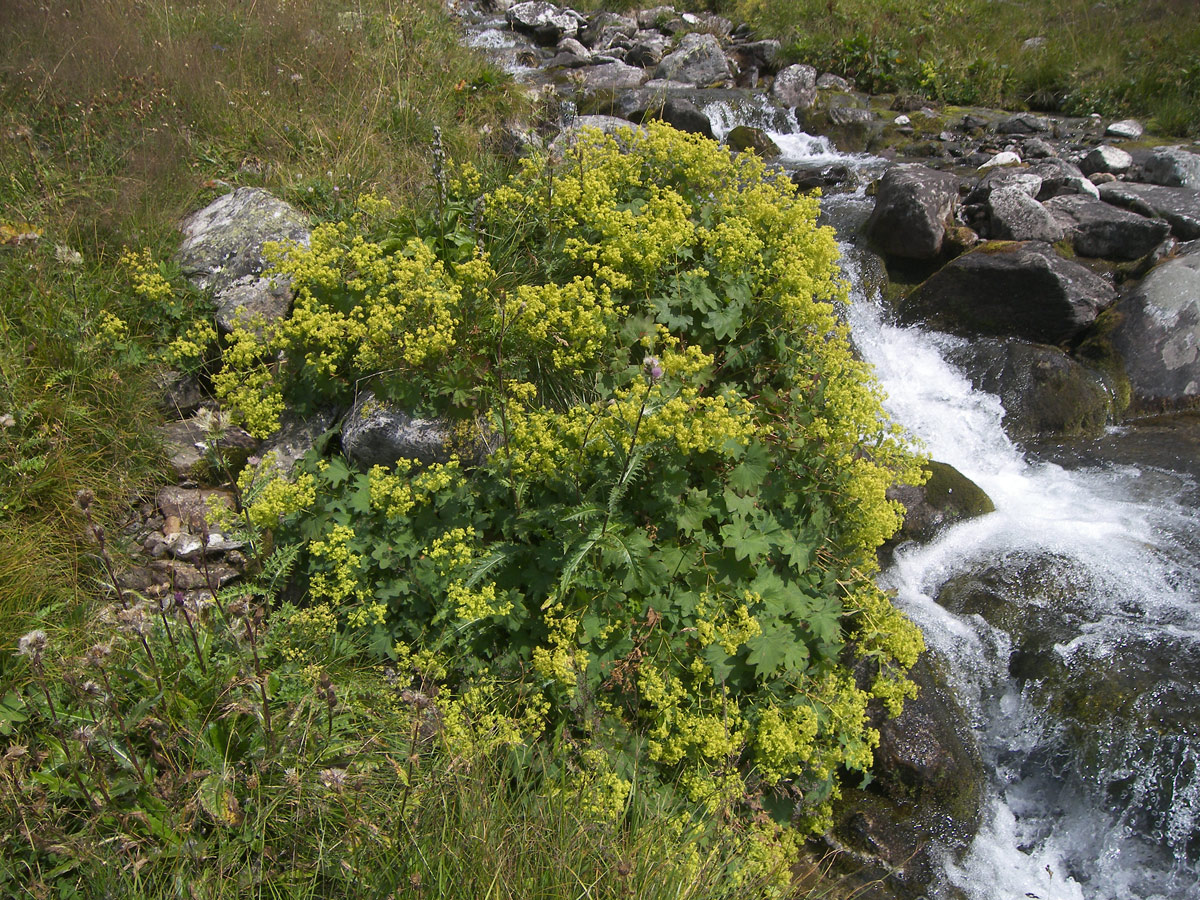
[886,460,995,551]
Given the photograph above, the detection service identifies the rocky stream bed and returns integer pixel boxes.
[120,3,1200,898]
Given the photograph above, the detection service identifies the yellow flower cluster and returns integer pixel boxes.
[531,604,587,695]
[239,460,318,529]
[446,581,511,623]
[121,247,174,304]
[277,603,338,663]
[425,526,476,576]
[168,317,217,367]
[308,523,365,604]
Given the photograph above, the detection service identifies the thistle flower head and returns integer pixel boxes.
[643,355,664,383]
[17,629,47,663]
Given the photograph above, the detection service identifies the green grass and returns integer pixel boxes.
[736,0,1200,136]
[0,0,528,652]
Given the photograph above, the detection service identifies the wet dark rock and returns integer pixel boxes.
[577,11,635,48]
[1046,193,1171,259]
[176,188,310,295]
[1099,182,1200,241]
[899,241,1118,344]
[725,124,780,158]
[824,652,985,900]
[996,112,1050,134]
[1111,245,1200,412]
[622,31,671,67]
[946,338,1113,439]
[887,460,996,547]
[865,164,961,260]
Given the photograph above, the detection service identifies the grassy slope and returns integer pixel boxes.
[0,0,525,654]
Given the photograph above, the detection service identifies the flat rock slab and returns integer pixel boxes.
[1099,182,1200,241]
[1112,246,1200,411]
[177,188,310,294]
[900,241,1118,344]
[1046,193,1171,260]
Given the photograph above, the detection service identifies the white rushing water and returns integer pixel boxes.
[732,109,1200,898]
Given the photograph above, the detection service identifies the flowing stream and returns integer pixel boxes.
[703,101,1200,898]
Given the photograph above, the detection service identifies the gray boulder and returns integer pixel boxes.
[900,241,1118,344]
[865,164,961,260]
[578,11,635,48]
[1139,146,1200,189]
[947,338,1113,439]
[1045,194,1171,259]
[579,61,647,95]
[654,32,732,87]
[771,63,818,110]
[259,408,340,475]
[816,72,852,91]
[623,31,672,67]
[1031,157,1101,201]
[1111,246,1200,412]
[506,1,582,45]
[341,391,485,470]
[177,188,310,294]
[985,186,1065,243]
[965,168,1043,204]
[996,112,1050,134]
[1080,145,1133,176]
[1099,182,1200,240]
[214,274,292,336]
[158,412,259,482]
[1106,119,1144,139]
[732,39,781,75]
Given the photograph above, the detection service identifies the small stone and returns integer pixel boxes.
[894,114,911,126]
[163,515,183,536]
[979,151,1022,171]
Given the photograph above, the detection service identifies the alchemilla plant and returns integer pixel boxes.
[222,123,927,839]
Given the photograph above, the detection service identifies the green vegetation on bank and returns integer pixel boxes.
[0,0,958,895]
[0,0,523,647]
[588,0,1200,137]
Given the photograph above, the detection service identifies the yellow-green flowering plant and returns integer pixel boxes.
[224,122,926,839]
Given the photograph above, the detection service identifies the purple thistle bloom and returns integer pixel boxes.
[643,355,664,383]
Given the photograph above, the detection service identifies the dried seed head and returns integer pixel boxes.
[319,767,347,792]
[84,643,112,668]
[17,630,48,663]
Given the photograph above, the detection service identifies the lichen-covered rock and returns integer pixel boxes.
[340,391,486,470]
[1031,157,1100,201]
[214,274,292,335]
[947,338,1113,439]
[985,186,1065,243]
[899,241,1118,343]
[865,164,961,260]
[1046,193,1171,259]
[176,188,310,294]
[1080,145,1133,176]
[157,413,259,482]
[1099,181,1200,240]
[654,32,732,87]
[1138,146,1200,189]
[965,168,1043,204]
[506,1,582,45]
[1111,245,1200,412]
[259,407,340,475]
[771,63,817,110]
